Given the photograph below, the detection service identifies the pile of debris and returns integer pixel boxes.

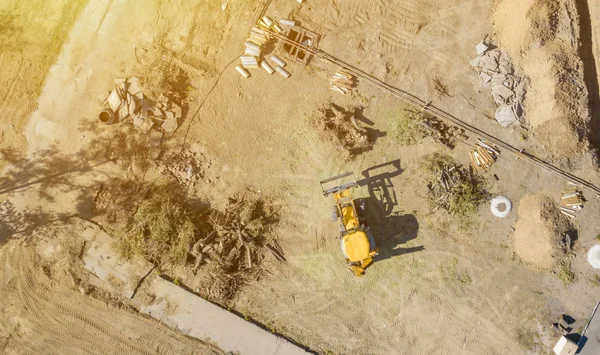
[470,138,500,172]
[191,195,284,301]
[470,40,526,128]
[101,77,182,135]
[330,69,356,94]
[418,112,466,149]
[559,184,585,219]
[313,104,373,157]
[157,149,205,187]
[427,163,465,210]
[423,153,487,217]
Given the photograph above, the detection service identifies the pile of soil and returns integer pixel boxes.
[493,0,590,158]
[513,194,571,269]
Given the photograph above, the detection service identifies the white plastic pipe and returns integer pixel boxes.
[261,16,273,27]
[261,61,275,74]
[235,66,250,78]
[271,55,286,67]
[279,19,296,27]
[245,41,260,51]
[275,66,290,78]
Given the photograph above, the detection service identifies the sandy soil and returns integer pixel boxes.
[493,0,591,159]
[0,231,223,354]
[1,0,600,354]
[513,194,571,269]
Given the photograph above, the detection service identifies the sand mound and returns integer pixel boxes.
[493,0,590,158]
[513,194,571,269]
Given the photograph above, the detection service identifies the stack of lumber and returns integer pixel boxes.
[559,184,584,218]
[329,69,355,94]
[470,138,500,171]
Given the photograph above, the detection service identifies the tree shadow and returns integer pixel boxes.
[355,159,423,262]
[0,120,159,244]
[0,200,76,244]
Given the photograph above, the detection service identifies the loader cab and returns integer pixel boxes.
[340,226,377,262]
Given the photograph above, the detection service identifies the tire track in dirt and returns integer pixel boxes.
[379,0,423,54]
[0,243,223,354]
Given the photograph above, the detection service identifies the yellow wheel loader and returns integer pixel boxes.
[321,172,378,277]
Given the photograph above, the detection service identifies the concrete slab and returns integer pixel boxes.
[580,301,600,355]
[495,105,518,128]
[83,230,153,299]
[475,42,489,56]
[141,277,310,355]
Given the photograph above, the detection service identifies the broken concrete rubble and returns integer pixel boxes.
[470,40,526,127]
[101,77,183,136]
[495,105,518,128]
[475,42,489,56]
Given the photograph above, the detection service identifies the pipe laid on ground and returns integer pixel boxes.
[235,66,250,78]
[261,61,275,74]
[271,55,286,67]
[275,66,290,78]
[280,19,296,27]
[245,41,261,51]
[261,16,273,27]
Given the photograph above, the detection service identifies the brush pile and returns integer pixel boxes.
[423,153,487,218]
[419,113,465,149]
[313,103,373,157]
[191,195,284,301]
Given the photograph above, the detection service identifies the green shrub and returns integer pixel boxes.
[114,182,197,266]
[421,152,487,222]
[391,110,425,146]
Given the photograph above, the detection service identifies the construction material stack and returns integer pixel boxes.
[559,184,585,219]
[470,138,500,171]
[329,69,355,94]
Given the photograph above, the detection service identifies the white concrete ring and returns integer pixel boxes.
[491,196,512,218]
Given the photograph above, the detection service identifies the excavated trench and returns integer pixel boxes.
[574,0,600,157]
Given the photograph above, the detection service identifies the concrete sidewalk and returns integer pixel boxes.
[141,277,310,355]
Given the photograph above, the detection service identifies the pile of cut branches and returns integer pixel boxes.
[313,103,373,157]
[393,109,465,148]
[191,194,283,301]
[422,153,487,220]
[94,180,283,302]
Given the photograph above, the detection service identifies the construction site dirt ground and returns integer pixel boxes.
[1,0,600,354]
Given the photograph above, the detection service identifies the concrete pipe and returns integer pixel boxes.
[280,19,296,27]
[98,108,116,125]
[490,196,512,218]
[245,41,260,51]
[261,16,273,27]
